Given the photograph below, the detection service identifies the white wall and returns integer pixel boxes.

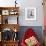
[18,0,44,26]
[0,0,44,26]
[0,0,15,7]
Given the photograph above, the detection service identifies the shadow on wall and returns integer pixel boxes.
[18,26,43,43]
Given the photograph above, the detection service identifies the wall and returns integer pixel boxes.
[18,0,44,26]
[0,0,44,26]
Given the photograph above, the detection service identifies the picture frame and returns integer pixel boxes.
[25,7,36,20]
[2,10,9,15]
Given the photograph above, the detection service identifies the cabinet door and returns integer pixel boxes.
[0,15,1,24]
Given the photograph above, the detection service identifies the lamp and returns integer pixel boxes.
[15,0,17,7]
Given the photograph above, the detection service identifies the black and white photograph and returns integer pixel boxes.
[25,7,36,20]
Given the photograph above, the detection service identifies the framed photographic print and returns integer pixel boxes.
[25,7,36,20]
[2,10,9,15]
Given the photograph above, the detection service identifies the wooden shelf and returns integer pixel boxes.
[0,7,19,10]
[2,40,19,42]
[0,7,20,46]
[0,40,19,46]
[0,24,20,32]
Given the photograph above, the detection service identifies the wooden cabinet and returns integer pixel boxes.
[0,7,20,46]
[2,41,19,46]
[0,7,19,24]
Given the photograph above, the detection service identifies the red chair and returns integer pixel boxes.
[21,28,41,46]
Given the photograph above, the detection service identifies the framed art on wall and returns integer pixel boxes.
[2,10,9,15]
[25,7,36,20]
